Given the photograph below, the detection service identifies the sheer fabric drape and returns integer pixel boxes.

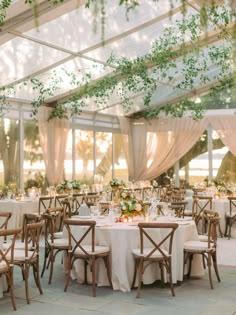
[208,115,236,157]
[38,107,69,186]
[119,116,208,181]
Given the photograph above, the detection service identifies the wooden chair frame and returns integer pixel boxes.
[13,221,44,304]
[132,222,178,298]
[192,196,213,230]
[38,196,54,215]
[184,216,221,289]
[0,212,12,241]
[64,219,112,297]
[41,208,69,284]
[224,197,236,239]
[0,228,21,310]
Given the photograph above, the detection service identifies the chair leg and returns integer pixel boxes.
[131,259,138,288]
[168,259,175,297]
[224,220,229,237]
[136,258,144,298]
[187,253,194,278]
[64,257,71,292]
[91,256,96,297]
[48,250,54,285]
[8,268,17,311]
[207,255,214,289]
[212,252,221,282]
[228,222,232,240]
[41,246,49,278]
[33,261,43,295]
[24,265,30,304]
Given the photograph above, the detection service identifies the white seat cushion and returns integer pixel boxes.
[225,212,236,218]
[3,241,32,251]
[7,250,37,261]
[74,245,110,255]
[0,261,8,272]
[184,240,214,251]
[50,231,63,239]
[48,238,69,247]
[198,235,208,242]
[132,247,170,258]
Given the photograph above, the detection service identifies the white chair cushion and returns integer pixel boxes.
[3,241,32,251]
[48,238,69,247]
[198,235,208,242]
[0,261,8,272]
[132,247,170,258]
[184,240,214,251]
[7,250,37,261]
[74,245,110,255]
[50,231,63,239]
[225,212,236,218]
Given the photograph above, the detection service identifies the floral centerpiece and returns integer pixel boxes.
[119,189,148,218]
[109,178,125,191]
[57,179,81,193]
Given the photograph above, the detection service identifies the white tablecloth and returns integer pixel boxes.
[0,199,39,229]
[66,216,203,292]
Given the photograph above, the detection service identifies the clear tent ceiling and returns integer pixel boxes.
[0,0,234,117]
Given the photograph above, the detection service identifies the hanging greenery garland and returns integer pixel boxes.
[0,2,235,120]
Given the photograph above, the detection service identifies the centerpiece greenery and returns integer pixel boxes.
[119,189,148,217]
[57,179,81,193]
[109,178,125,187]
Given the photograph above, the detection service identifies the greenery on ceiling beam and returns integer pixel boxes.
[0,4,235,121]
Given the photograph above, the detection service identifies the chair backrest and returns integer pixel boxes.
[0,211,12,230]
[169,201,188,218]
[64,219,96,255]
[23,221,44,260]
[38,196,54,214]
[21,213,41,242]
[82,194,100,207]
[0,228,21,270]
[0,212,12,241]
[62,198,73,218]
[137,222,178,258]
[54,194,68,207]
[228,196,236,215]
[201,209,219,234]
[192,196,212,224]
[42,207,65,242]
[205,214,220,249]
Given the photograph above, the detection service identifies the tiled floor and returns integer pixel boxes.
[1,239,236,315]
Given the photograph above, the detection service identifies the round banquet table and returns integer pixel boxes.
[0,199,39,229]
[65,216,204,292]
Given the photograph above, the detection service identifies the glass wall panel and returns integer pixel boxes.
[0,117,19,192]
[75,129,94,184]
[113,133,128,182]
[64,129,72,181]
[95,131,112,184]
[23,119,45,193]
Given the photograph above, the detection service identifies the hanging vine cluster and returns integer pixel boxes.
[0,1,236,120]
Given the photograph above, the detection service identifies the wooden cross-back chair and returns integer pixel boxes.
[0,212,12,241]
[132,222,178,298]
[184,215,221,289]
[169,201,188,218]
[38,196,54,214]
[54,194,68,207]
[0,228,21,310]
[12,221,44,304]
[192,196,213,229]
[82,193,100,208]
[64,219,112,297]
[21,213,41,242]
[41,208,69,284]
[224,196,236,239]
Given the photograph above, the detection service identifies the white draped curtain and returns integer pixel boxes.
[38,107,69,186]
[119,116,208,181]
[208,115,236,157]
